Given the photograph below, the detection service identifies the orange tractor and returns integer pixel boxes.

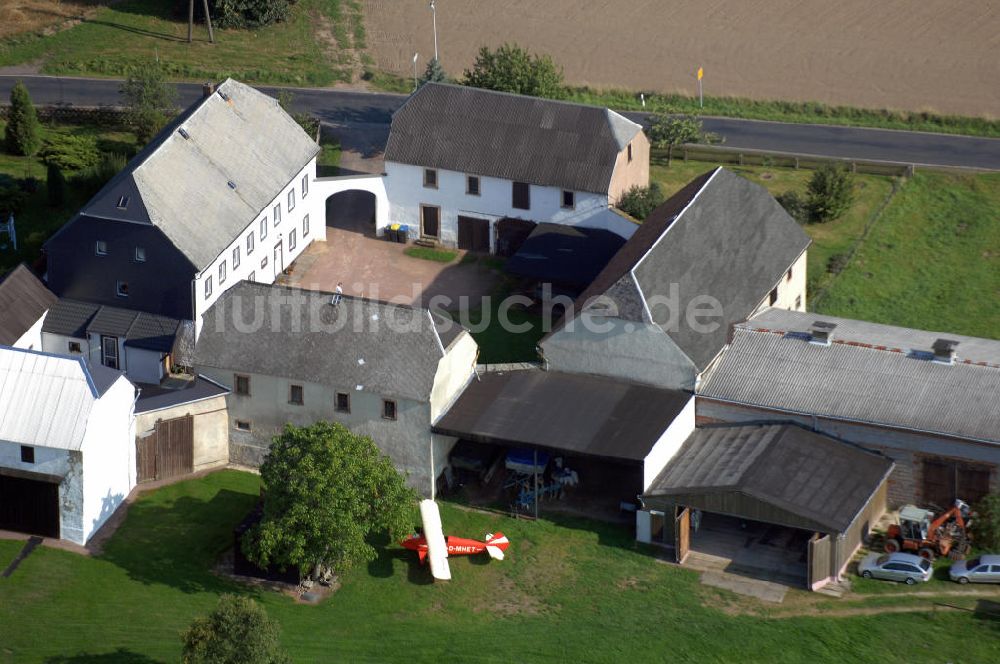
[884,499,973,561]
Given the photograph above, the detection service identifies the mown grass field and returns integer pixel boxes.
[816,171,1000,338]
[1,470,999,663]
[0,0,366,86]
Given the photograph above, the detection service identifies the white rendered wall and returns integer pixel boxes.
[124,347,164,385]
[642,396,696,491]
[384,162,636,246]
[80,377,136,543]
[12,311,48,350]
[194,158,323,332]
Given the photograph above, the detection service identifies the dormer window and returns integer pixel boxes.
[116,195,129,210]
[95,240,108,256]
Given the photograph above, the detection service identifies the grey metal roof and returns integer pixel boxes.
[0,347,129,450]
[0,264,57,345]
[432,369,692,462]
[135,375,230,414]
[505,222,627,289]
[384,83,642,195]
[645,424,893,533]
[194,282,466,402]
[566,168,811,371]
[699,308,1000,444]
[75,79,319,270]
[41,298,181,353]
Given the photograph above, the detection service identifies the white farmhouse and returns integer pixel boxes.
[0,346,136,544]
[383,83,648,250]
[43,79,326,336]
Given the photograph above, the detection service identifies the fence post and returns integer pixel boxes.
[794,157,799,170]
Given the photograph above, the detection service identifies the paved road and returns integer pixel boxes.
[3,75,999,170]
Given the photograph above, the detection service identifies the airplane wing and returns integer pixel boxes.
[419,499,451,581]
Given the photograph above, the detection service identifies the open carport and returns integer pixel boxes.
[640,424,894,590]
[433,369,695,520]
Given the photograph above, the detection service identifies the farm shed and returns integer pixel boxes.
[505,223,626,294]
[432,369,695,515]
[640,424,893,590]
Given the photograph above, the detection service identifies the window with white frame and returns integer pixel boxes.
[95,240,108,256]
[302,174,309,198]
[219,260,227,283]
[205,276,213,298]
[288,189,296,212]
[303,214,310,237]
[289,229,297,251]
[134,246,146,262]
[274,204,281,226]
[260,217,268,241]
[233,246,240,269]
[247,232,255,255]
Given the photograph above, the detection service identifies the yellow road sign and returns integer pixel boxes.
[697,67,704,81]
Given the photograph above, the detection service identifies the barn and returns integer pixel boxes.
[0,347,136,544]
[639,423,894,590]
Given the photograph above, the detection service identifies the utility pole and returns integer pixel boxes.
[412,53,419,91]
[203,0,215,44]
[429,0,439,62]
[188,0,215,44]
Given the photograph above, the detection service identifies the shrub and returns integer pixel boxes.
[0,184,29,216]
[463,43,564,98]
[826,252,850,275]
[420,57,446,85]
[47,163,67,207]
[182,594,290,664]
[120,62,177,144]
[3,81,41,157]
[212,0,291,29]
[616,183,665,221]
[39,134,101,171]
[776,190,809,224]
[974,494,1000,551]
[276,91,319,138]
[807,164,855,223]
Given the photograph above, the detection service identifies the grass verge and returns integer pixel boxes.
[2,470,1000,662]
[404,246,457,263]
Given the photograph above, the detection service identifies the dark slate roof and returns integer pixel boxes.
[505,223,627,289]
[0,264,57,345]
[41,298,182,353]
[135,375,230,414]
[432,369,691,462]
[645,424,893,533]
[560,168,811,370]
[87,361,127,397]
[51,79,320,270]
[384,83,642,195]
[699,308,1000,444]
[193,282,466,402]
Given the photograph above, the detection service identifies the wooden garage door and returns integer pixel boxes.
[923,458,992,508]
[457,216,490,252]
[136,415,194,483]
[0,474,59,538]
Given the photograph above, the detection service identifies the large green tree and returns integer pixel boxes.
[463,43,564,98]
[806,163,855,223]
[4,81,41,157]
[120,62,178,144]
[182,594,290,664]
[243,421,417,576]
[421,57,447,85]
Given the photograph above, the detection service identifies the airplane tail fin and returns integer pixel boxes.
[485,532,510,561]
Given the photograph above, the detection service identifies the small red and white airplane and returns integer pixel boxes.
[401,500,510,581]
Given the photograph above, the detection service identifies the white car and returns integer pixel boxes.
[858,552,933,585]
[949,555,1000,584]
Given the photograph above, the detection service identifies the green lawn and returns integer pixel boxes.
[404,246,458,263]
[0,119,139,272]
[816,172,1000,338]
[2,470,1000,662]
[650,159,898,300]
[0,0,364,86]
[452,299,545,365]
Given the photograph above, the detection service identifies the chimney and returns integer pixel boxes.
[808,321,837,346]
[931,338,959,365]
[202,82,215,98]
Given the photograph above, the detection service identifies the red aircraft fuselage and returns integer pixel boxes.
[401,532,509,563]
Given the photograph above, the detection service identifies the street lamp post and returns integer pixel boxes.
[413,53,419,91]
[429,0,439,62]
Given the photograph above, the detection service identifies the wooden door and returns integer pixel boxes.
[808,533,831,590]
[136,415,194,483]
[457,216,490,252]
[0,474,59,538]
[136,433,157,483]
[273,241,284,279]
[421,205,440,238]
[674,506,690,564]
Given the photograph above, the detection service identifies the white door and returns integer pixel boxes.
[273,240,284,279]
